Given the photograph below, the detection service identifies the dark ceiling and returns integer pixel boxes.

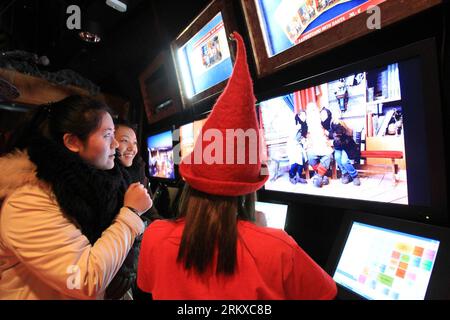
[0,0,209,107]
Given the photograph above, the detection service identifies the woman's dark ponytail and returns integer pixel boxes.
[3,95,113,155]
[3,103,52,154]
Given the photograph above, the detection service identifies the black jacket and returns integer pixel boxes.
[108,157,163,300]
[330,123,360,160]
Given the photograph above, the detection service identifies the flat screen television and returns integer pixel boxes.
[255,201,289,230]
[326,212,450,299]
[139,50,182,124]
[171,0,239,109]
[146,130,176,181]
[257,38,447,223]
[241,0,442,78]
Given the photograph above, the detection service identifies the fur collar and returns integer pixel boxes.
[0,150,49,200]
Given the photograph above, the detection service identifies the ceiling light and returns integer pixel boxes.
[106,0,127,12]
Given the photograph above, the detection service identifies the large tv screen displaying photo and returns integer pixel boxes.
[242,0,441,78]
[260,61,410,205]
[256,0,386,57]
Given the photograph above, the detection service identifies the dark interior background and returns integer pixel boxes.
[1,0,449,270]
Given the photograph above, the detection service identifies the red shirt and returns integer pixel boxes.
[137,219,336,300]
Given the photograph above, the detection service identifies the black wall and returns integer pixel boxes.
[145,2,450,268]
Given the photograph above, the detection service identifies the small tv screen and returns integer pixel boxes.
[332,220,440,300]
[176,12,233,99]
[179,118,208,159]
[147,130,175,180]
[259,58,429,206]
[255,201,288,230]
[255,0,386,57]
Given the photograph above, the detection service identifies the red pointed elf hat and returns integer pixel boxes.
[179,32,268,196]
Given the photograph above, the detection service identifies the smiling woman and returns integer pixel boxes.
[115,122,138,168]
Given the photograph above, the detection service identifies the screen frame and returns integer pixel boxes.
[145,128,179,185]
[326,211,450,300]
[240,0,442,79]
[256,37,448,224]
[170,0,239,109]
[139,50,182,124]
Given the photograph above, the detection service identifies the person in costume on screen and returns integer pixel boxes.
[136,32,337,300]
[319,106,333,139]
[305,102,334,188]
[287,111,308,185]
[0,95,152,299]
[329,121,361,186]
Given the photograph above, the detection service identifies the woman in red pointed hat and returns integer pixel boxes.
[137,32,337,300]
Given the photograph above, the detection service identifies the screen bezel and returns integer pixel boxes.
[240,0,442,78]
[326,211,450,300]
[256,37,447,224]
[170,0,239,109]
[145,128,179,185]
[139,50,183,124]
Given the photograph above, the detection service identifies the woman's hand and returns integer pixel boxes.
[124,183,152,215]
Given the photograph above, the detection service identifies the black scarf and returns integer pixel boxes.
[27,137,131,244]
[124,156,146,184]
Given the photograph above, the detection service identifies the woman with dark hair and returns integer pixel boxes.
[137,33,336,299]
[112,120,163,300]
[289,111,308,184]
[114,120,162,220]
[0,95,152,299]
[306,103,334,188]
[330,121,361,186]
[320,106,333,138]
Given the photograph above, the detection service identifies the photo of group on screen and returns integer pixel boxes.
[265,100,363,188]
[201,35,223,69]
[299,0,317,26]
[277,0,344,44]
[260,62,408,204]
[316,0,342,13]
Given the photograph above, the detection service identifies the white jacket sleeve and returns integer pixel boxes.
[0,185,145,299]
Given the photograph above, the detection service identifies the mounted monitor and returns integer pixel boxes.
[240,0,442,78]
[139,50,182,124]
[146,130,176,182]
[257,38,447,223]
[171,0,239,109]
[326,212,450,300]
